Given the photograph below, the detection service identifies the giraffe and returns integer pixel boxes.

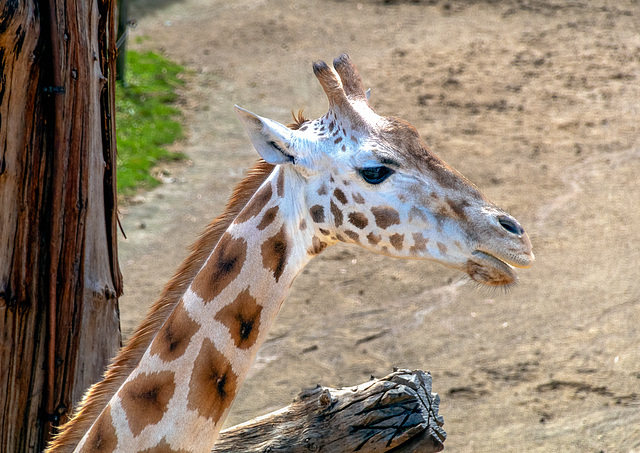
[47,55,533,453]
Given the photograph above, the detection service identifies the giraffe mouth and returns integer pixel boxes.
[466,250,519,286]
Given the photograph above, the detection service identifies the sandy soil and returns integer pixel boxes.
[117,1,640,451]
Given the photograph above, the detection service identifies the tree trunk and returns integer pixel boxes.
[115,0,129,83]
[0,1,122,451]
[213,370,446,453]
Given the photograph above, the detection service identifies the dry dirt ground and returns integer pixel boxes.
[117,1,640,451]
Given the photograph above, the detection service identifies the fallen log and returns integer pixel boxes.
[213,369,445,452]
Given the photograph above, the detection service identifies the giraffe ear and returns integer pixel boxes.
[234,106,296,165]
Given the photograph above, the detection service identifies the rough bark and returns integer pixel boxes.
[213,369,446,453]
[0,0,122,451]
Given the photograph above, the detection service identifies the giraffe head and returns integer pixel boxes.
[235,54,533,286]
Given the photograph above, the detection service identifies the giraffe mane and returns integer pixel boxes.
[47,158,276,452]
[288,109,309,130]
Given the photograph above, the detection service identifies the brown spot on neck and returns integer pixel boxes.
[257,206,279,231]
[348,212,369,229]
[150,300,200,362]
[235,183,273,224]
[409,232,429,254]
[139,438,190,453]
[310,205,325,223]
[276,169,286,197]
[352,192,365,204]
[214,288,262,350]
[389,233,405,251]
[191,233,248,303]
[371,206,401,229]
[330,200,343,227]
[82,405,117,453]
[120,371,177,437]
[333,188,348,204]
[344,230,361,244]
[261,225,290,283]
[367,232,382,246]
[308,236,328,256]
[187,339,238,423]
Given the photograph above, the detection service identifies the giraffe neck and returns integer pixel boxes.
[75,167,321,453]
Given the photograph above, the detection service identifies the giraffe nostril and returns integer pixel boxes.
[498,216,524,236]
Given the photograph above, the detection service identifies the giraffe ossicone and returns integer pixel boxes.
[47,55,533,453]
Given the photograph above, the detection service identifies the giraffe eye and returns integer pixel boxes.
[358,166,394,185]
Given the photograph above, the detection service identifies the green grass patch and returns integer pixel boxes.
[116,50,186,195]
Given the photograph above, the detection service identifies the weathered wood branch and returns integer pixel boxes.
[213,369,445,453]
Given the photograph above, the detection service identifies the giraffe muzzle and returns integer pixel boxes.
[466,247,534,286]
